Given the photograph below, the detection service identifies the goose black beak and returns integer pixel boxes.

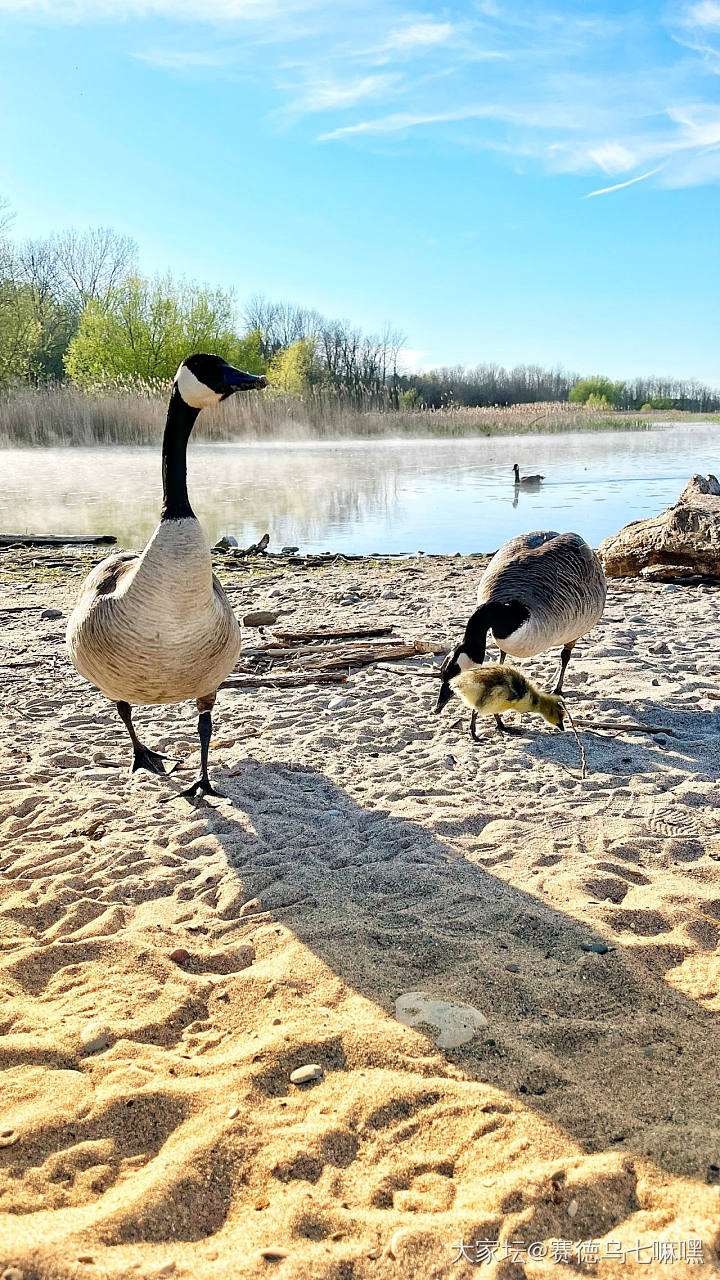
[434,680,454,714]
[221,367,268,398]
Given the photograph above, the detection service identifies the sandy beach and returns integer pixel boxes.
[1,547,718,1278]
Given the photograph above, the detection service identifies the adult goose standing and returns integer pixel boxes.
[67,354,266,797]
[513,463,544,486]
[435,530,606,734]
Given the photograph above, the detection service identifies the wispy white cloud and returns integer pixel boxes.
[286,73,401,114]
[685,1,720,28]
[382,20,456,51]
[135,47,234,69]
[2,0,720,192]
[584,166,664,197]
[320,106,505,141]
[0,0,305,18]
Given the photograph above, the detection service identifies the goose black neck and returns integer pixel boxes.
[161,388,200,521]
[466,599,530,659]
[463,606,490,663]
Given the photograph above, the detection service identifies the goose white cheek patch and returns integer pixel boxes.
[175,363,222,409]
[456,651,479,673]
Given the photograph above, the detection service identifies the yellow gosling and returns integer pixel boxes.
[435,662,565,740]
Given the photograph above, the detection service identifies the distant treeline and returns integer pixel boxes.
[400,367,720,413]
[1,201,719,413]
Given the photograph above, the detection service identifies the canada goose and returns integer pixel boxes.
[435,663,565,738]
[435,530,606,733]
[513,463,544,486]
[67,353,267,798]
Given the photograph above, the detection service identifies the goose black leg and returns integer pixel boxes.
[173,695,221,800]
[494,713,522,735]
[470,710,480,741]
[116,700,171,776]
[552,643,575,696]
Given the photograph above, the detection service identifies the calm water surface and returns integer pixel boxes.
[2,425,718,554]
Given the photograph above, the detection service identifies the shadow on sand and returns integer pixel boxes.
[199,755,718,1187]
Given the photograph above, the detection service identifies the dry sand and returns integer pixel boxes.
[0,548,718,1279]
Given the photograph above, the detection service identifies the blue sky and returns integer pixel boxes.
[1,0,719,381]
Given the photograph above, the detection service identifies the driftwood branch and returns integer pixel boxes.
[574,720,674,736]
[221,672,348,689]
[270,626,394,643]
[377,664,443,677]
[0,534,116,547]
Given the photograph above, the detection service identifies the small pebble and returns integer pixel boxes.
[0,1131,18,1148]
[387,1230,412,1259]
[281,546,299,554]
[79,1021,112,1054]
[228,1105,240,1119]
[77,1257,95,1265]
[169,948,190,964]
[327,696,349,710]
[290,1063,323,1085]
[567,1199,578,1218]
[580,942,610,954]
[41,608,62,620]
[259,1247,289,1261]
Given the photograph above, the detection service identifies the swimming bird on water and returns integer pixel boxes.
[513,463,544,486]
[435,530,606,735]
[435,662,565,739]
[67,354,266,798]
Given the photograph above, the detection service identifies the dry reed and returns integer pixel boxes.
[0,382,707,448]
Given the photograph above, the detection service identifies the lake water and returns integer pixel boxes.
[1,425,718,554]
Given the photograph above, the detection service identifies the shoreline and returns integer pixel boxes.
[1,550,719,1277]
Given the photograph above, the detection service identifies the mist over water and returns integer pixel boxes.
[2,425,718,554]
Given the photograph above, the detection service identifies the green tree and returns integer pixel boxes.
[0,281,42,383]
[569,375,625,406]
[267,338,315,394]
[227,326,267,376]
[64,274,250,386]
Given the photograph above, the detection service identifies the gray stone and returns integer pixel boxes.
[242,611,279,628]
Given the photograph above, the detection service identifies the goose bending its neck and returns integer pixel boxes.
[434,530,606,737]
[67,353,267,800]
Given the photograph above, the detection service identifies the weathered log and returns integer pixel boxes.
[599,474,720,578]
[0,534,116,547]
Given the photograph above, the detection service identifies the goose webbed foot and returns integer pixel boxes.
[131,744,175,776]
[116,700,176,777]
[171,777,222,802]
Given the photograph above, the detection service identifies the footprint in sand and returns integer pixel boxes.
[394,992,487,1049]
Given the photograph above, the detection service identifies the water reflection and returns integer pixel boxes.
[1,425,718,553]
